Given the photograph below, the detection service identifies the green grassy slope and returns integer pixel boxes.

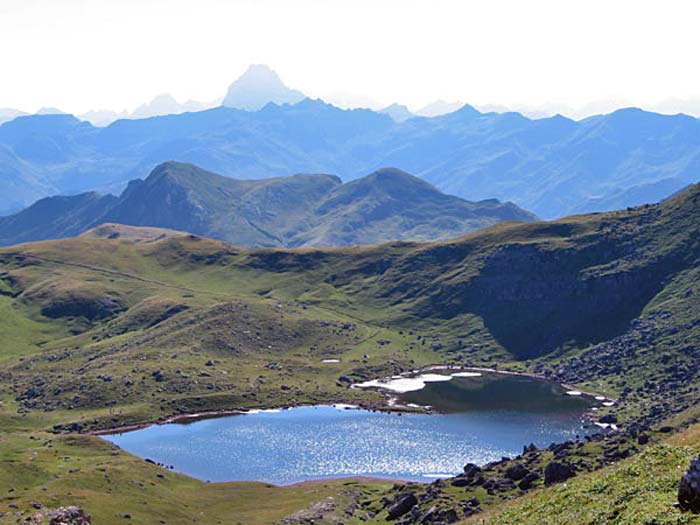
[0,400,392,525]
[0,183,699,523]
[463,426,700,525]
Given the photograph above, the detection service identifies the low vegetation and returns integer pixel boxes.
[1,183,700,523]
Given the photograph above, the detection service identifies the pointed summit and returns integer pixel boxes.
[222,64,306,111]
[378,103,414,122]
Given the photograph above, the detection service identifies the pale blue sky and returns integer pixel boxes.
[1,0,699,115]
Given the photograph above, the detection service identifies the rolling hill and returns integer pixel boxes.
[1,182,700,523]
[1,181,700,523]
[0,161,536,247]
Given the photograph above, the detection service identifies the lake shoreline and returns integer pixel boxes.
[282,475,409,488]
[89,364,613,437]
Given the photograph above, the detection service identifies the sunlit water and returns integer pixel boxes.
[103,375,593,484]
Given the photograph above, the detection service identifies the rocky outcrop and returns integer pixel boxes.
[518,471,541,490]
[30,506,91,524]
[504,463,529,481]
[386,492,418,520]
[544,461,575,485]
[679,457,700,512]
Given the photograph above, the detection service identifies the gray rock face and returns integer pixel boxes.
[679,457,700,512]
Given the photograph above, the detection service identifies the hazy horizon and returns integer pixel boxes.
[2,0,700,119]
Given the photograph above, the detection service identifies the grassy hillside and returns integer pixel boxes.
[463,425,700,525]
[1,183,700,523]
[0,401,393,524]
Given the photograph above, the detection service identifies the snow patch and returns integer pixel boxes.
[354,373,453,393]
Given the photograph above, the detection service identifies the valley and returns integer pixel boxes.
[5,2,700,523]
[1,182,700,523]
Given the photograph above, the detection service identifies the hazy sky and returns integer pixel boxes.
[2,0,700,115]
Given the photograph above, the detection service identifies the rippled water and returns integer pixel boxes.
[103,375,593,484]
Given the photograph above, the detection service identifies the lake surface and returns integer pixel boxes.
[103,374,594,484]
[400,373,590,413]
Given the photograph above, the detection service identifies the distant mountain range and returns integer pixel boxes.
[0,161,535,248]
[1,97,699,219]
[6,64,306,126]
[0,65,305,128]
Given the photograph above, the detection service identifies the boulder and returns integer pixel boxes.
[599,414,618,424]
[504,464,529,481]
[463,463,481,477]
[482,478,516,493]
[449,476,470,487]
[522,443,538,454]
[544,461,575,485]
[679,457,700,513]
[386,492,417,520]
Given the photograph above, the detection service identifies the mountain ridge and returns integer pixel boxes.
[2,100,700,218]
[0,161,536,248]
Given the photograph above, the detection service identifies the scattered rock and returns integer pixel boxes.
[30,506,91,525]
[50,507,92,525]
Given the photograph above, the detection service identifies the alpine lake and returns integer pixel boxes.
[103,371,604,484]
